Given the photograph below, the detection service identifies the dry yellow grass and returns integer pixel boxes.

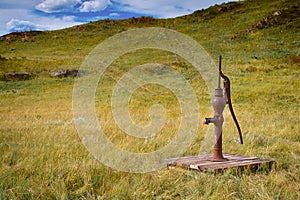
[0,0,299,198]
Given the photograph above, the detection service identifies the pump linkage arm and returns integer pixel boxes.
[219,56,243,144]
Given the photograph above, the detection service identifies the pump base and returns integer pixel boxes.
[165,153,274,173]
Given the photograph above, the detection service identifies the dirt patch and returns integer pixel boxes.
[289,55,300,64]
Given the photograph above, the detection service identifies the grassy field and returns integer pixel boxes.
[0,0,299,199]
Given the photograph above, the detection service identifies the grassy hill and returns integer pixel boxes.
[0,0,299,199]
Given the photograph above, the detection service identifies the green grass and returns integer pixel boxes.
[0,0,299,199]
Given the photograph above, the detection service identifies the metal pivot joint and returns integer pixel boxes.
[204,56,243,162]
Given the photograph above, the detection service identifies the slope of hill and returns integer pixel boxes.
[0,0,299,73]
[0,0,299,199]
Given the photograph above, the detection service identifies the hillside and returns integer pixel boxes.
[0,0,299,199]
[0,0,299,73]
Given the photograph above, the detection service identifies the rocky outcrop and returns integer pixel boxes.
[230,4,300,40]
[245,10,282,34]
[3,72,31,81]
[218,2,240,12]
[0,31,42,42]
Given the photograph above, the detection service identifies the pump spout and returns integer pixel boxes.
[203,117,215,124]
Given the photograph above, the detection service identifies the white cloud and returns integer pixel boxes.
[0,8,82,36]
[112,0,187,18]
[109,12,120,17]
[0,7,83,36]
[35,0,81,13]
[34,16,83,30]
[35,0,111,13]
[6,19,46,32]
[79,0,111,12]
[112,0,233,18]
[0,0,41,9]
[62,15,76,22]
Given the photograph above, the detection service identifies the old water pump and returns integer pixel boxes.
[166,56,274,172]
[204,56,243,161]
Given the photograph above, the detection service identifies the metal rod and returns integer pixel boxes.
[218,56,222,88]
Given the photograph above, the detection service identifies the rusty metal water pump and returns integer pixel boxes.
[166,56,274,172]
[203,56,243,161]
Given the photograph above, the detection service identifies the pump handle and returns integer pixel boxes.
[219,56,243,144]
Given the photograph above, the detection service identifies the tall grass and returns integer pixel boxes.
[0,0,299,199]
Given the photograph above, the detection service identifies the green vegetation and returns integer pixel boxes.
[0,0,299,199]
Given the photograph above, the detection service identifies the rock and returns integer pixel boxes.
[3,72,31,81]
[50,69,79,78]
[273,10,281,16]
[50,70,66,78]
[66,69,79,77]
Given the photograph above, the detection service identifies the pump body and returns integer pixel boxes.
[204,88,228,161]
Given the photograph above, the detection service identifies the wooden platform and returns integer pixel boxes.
[165,153,274,172]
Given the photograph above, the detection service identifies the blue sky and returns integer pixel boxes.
[0,0,233,36]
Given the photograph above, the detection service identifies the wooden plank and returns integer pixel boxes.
[201,160,272,171]
[165,153,274,172]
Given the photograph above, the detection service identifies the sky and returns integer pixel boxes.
[0,0,233,36]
